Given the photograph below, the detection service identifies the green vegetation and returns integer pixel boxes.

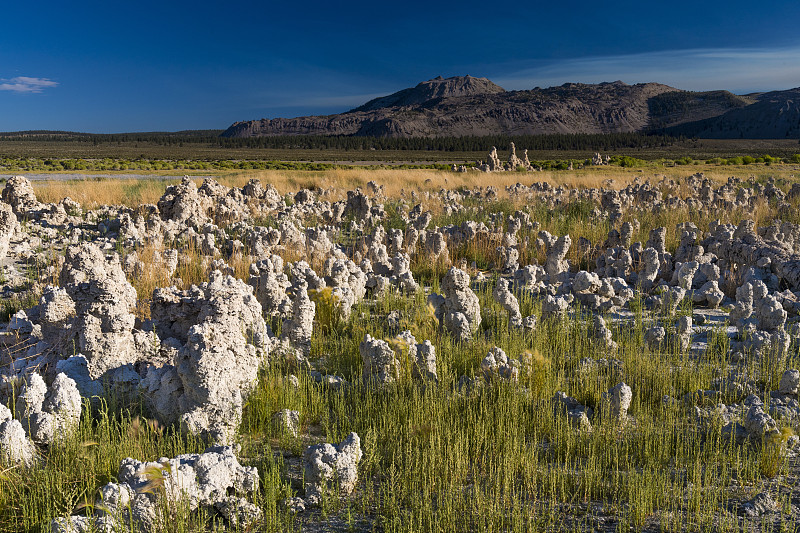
[0,158,339,173]
[4,155,800,530]
[0,130,681,152]
[646,90,753,131]
[1,134,799,170]
[5,274,797,531]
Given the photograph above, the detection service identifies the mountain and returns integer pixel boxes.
[351,75,506,112]
[661,88,800,139]
[221,76,800,139]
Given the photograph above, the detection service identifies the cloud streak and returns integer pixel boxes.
[0,76,58,93]
[495,47,800,94]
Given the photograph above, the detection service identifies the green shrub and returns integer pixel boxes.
[309,287,341,333]
[761,427,794,478]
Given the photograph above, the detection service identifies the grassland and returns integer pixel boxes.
[3,164,800,532]
[1,138,799,168]
[25,163,800,210]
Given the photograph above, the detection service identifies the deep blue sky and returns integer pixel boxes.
[2,0,799,132]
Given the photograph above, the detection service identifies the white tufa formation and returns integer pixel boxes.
[302,432,363,506]
[16,373,82,445]
[52,445,261,532]
[144,271,273,444]
[493,278,522,328]
[427,267,482,342]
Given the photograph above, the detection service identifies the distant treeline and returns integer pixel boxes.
[0,130,683,152]
[0,130,225,144]
[215,133,683,152]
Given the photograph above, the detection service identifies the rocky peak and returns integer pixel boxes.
[353,75,505,112]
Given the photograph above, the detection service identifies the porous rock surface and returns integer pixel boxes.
[302,432,362,506]
[144,270,273,443]
[428,267,481,342]
[16,372,81,445]
[52,445,260,532]
[360,334,401,385]
[493,278,522,328]
[0,201,18,262]
[280,279,315,356]
[54,243,142,380]
[0,404,36,466]
[6,171,800,528]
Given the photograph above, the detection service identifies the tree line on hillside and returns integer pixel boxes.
[215,133,683,151]
[0,131,224,144]
[0,131,683,152]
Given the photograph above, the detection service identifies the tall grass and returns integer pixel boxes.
[29,164,800,208]
[4,169,800,531]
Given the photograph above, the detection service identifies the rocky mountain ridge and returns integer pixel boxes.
[221,76,800,139]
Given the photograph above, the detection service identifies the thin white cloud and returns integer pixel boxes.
[0,76,59,93]
[494,47,800,94]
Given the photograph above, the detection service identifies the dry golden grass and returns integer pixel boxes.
[28,164,800,208]
[33,178,177,208]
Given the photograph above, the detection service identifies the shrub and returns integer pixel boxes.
[610,155,647,168]
[518,349,551,397]
[760,427,794,478]
[309,287,340,333]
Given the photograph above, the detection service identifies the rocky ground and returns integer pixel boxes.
[0,171,799,531]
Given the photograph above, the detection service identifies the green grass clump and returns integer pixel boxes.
[309,287,340,334]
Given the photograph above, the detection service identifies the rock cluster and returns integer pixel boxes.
[0,405,36,466]
[302,432,362,506]
[145,271,273,443]
[16,372,81,445]
[428,267,481,342]
[3,170,800,528]
[52,445,261,532]
[477,144,534,172]
[360,331,437,384]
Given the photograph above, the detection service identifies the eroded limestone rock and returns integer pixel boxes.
[0,201,17,261]
[16,373,81,445]
[393,331,438,381]
[57,243,141,379]
[146,271,273,443]
[360,334,401,385]
[0,404,35,466]
[2,176,41,218]
[553,391,593,431]
[493,278,522,328]
[280,280,315,357]
[303,432,362,506]
[602,382,632,420]
[248,255,291,317]
[427,267,481,342]
[53,445,260,531]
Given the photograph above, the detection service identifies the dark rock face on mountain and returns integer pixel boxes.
[221,76,800,139]
[663,88,800,139]
[646,90,756,130]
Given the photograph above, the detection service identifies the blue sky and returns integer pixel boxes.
[2,0,799,133]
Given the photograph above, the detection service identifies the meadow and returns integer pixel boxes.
[0,162,799,532]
